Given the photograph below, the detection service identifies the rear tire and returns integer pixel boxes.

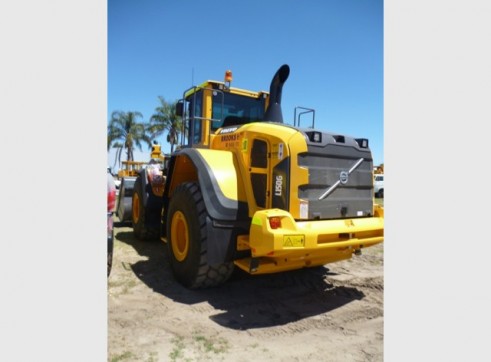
[167,182,234,289]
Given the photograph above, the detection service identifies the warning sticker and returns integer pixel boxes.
[283,235,305,247]
[300,202,309,219]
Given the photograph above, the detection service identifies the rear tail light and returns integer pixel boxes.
[269,216,282,229]
[108,189,116,212]
[108,175,116,212]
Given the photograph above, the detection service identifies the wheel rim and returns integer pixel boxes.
[171,211,189,262]
[132,193,140,224]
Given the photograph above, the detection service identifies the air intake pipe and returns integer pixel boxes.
[263,64,290,123]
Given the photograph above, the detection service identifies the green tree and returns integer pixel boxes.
[148,96,182,154]
[107,111,152,168]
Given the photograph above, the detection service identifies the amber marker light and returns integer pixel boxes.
[224,70,233,83]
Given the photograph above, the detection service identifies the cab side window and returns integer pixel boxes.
[186,91,202,145]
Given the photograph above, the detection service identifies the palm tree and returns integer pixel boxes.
[148,96,182,154]
[107,111,152,168]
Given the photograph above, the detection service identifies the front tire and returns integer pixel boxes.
[166,182,234,289]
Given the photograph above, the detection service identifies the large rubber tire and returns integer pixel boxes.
[379,188,384,199]
[132,176,158,241]
[166,182,234,289]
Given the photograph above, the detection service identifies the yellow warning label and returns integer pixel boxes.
[283,235,305,247]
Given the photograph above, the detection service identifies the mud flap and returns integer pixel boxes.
[143,180,163,230]
[205,217,247,266]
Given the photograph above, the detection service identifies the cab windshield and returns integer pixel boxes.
[211,92,266,131]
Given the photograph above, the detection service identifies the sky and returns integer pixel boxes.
[108,0,384,171]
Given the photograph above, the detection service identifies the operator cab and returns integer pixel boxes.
[176,71,269,149]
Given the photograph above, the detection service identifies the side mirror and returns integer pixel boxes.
[176,100,184,117]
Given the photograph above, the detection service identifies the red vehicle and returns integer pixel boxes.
[107,169,116,277]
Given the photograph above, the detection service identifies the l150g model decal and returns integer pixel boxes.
[272,157,290,210]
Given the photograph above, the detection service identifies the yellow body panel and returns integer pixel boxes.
[234,205,383,274]
[166,148,246,203]
[195,149,246,201]
[167,154,198,196]
[210,122,309,217]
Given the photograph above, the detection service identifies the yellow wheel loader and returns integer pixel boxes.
[131,64,384,289]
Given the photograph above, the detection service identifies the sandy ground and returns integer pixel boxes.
[108,208,384,362]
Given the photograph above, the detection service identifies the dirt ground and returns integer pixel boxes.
[108,206,384,362]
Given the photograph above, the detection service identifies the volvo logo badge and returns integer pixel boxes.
[339,171,349,184]
[318,158,363,200]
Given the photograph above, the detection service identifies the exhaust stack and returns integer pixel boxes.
[264,64,290,123]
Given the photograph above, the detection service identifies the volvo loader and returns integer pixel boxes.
[131,64,384,288]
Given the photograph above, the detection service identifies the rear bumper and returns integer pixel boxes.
[234,205,384,274]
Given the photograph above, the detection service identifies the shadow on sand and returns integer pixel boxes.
[115,227,365,330]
